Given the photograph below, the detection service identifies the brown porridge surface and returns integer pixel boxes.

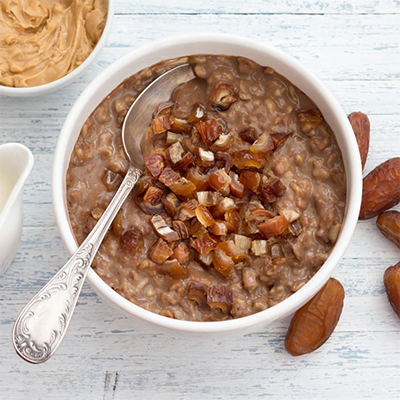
[66,55,346,321]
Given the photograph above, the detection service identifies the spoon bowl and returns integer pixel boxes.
[123,64,195,168]
[12,64,196,364]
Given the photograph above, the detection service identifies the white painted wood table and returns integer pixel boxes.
[1,1,399,398]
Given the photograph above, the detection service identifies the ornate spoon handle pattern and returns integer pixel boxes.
[13,166,142,364]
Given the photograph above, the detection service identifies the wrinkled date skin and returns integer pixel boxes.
[377,210,400,248]
[285,278,345,356]
[384,262,400,319]
[359,157,400,220]
[348,112,370,170]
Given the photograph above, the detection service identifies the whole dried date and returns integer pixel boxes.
[285,278,345,356]
[384,262,400,318]
[376,210,400,248]
[359,157,400,220]
[348,112,370,170]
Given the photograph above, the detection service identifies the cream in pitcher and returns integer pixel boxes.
[0,143,34,275]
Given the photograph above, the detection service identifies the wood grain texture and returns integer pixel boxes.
[0,1,399,399]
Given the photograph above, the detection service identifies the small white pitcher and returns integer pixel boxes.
[0,143,34,276]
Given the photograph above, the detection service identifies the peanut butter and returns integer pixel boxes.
[0,0,107,88]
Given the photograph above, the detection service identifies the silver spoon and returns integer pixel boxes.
[13,64,196,364]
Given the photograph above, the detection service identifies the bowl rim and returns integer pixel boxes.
[53,33,362,333]
[0,0,114,97]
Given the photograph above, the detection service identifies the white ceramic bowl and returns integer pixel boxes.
[0,0,114,97]
[53,34,362,335]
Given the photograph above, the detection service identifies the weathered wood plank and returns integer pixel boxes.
[101,14,400,81]
[1,329,399,399]
[118,0,400,15]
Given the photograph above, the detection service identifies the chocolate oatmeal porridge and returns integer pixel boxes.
[66,55,346,321]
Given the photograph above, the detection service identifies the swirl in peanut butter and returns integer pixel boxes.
[0,0,107,88]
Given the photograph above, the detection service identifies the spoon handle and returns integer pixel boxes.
[13,166,142,364]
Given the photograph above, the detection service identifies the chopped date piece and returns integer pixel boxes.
[150,215,180,242]
[190,219,208,238]
[259,178,286,203]
[206,285,233,312]
[196,118,223,144]
[297,109,323,136]
[195,205,215,227]
[158,167,180,186]
[191,233,218,255]
[154,101,174,117]
[250,208,275,220]
[224,210,241,233]
[149,238,174,264]
[251,240,268,256]
[102,169,123,192]
[172,220,190,239]
[166,131,182,145]
[229,171,244,198]
[112,209,124,237]
[258,215,289,238]
[210,83,238,111]
[250,133,274,154]
[162,192,180,217]
[173,242,191,264]
[197,191,222,206]
[152,115,170,134]
[212,248,235,277]
[209,169,232,195]
[169,116,192,133]
[271,132,290,150]
[281,209,301,223]
[270,243,283,259]
[216,240,246,262]
[198,148,215,166]
[143,186,164,205]
[157,259,188,279]
[239,170,261,192]
[210,220,228,236]
[215,152,232,173]
[145,154,165,178]
[120,230,142,255]
[168,141,185,165]
[177,199,198,221]
[169,178,197,197]
[198,252,213,266]
[188,103,207,123]
[232,150,266,169]
[234,234,252,253]
[135,175,154,195]
[240,127,258,143]
[186,167,209,191]
[211,197,237,218]
[243,213,260,235]
[187,282,208,307]
[281,242,295,259]
[174,152,194,170]
[211,133,233,152]
[136,198,164,214]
